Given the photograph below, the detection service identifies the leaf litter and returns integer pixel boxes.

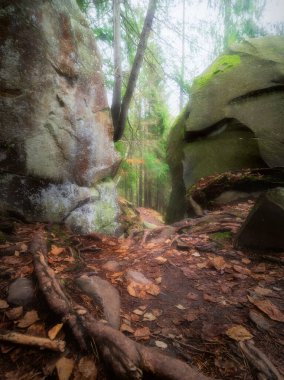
[0,199,284,379]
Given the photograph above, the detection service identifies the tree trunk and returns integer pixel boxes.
[113,0,157,141]
[179,0,185,111]
[111,0,122,129]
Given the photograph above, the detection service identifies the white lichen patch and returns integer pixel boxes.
[29,182,98,222]
[65,181,120,234]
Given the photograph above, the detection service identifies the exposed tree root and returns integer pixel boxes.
[30,231,212,380]
[239,341,283,380]
[0,329,65,352]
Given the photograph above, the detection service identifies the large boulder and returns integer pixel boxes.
[0,0,120,233]
[167,36,284,222]
[235,187,284,251]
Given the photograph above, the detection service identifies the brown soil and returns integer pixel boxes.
[0,199,283,380]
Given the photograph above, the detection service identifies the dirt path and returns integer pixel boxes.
[0,200,283,379]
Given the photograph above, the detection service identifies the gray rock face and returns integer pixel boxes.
[235,187,284,251]
[7,278,35,306]
[0,0,120,233]
[167,36,284,222]
[186,36,284,170]
[76,275,121,329]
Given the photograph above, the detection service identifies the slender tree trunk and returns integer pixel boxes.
[113,0,157,141]
[223,0,232,49]
[179,0,185,111]
[111,0,122,128]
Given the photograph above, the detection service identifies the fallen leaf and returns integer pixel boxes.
[192,252,200,257]
[5,306,23,320]
[48,323,63,340]
[175,304,186,310]
[248,296,284,322]
[146,283,160,296]
[17,310,39,328]
[155,276,162,284]
[134,327,150,340]
[210,256,227,271]
[27,322,46,337]
[249,310,271,331]
[50,245,65,255]
[155,256,167,264]
[0,299,9,309]
[196,262,207,269]
[120,323,134,333]
[253,286,272,297]
[56,357,74,380]
[20,243,28,252]
[110,271,124,278]
[75,357,97,380]
[152,309,162,317]
[155,340,167,349]
[143,312,156,321]
[186,309,199,322]
[233,265,251,275]
[138,305,147,311]
[186,292,198,300]
[241,258,251,264]
[252,263,266,273]
[203,293,219,303]
[226,325,253,341]
[132,308,144,316]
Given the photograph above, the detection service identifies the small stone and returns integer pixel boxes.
[155,341,167,349]
[125,270,151,285]
[7,278,35,306]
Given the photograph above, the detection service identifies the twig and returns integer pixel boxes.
[0,329,65,352]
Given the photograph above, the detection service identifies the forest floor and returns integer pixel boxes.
[0,199,283,380]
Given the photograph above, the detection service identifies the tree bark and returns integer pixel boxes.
[179,0,185,111]
[113,0,157,141]
[111,0,122,129]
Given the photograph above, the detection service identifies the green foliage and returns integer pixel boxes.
[93,26,113,42]
[76,0,91,13]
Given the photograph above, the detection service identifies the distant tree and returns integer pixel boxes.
[208,0,266,50]
[112,0,157,142]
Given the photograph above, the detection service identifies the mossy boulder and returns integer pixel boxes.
[167,36,284,222]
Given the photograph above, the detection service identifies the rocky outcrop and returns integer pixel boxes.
[0,0,120,233]
[235,187,284,251]
[167,36,284,222]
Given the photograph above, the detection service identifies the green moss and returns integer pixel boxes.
[210,231,232,241]
[193,54,241,90]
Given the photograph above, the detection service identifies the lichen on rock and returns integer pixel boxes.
[0,0,120,234]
